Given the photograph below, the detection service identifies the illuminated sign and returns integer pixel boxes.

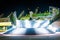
[0,18,12,26]
[0,22,12,26]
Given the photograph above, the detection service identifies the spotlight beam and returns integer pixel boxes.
[34,28,49,34]
[11,28,26,35]
[33,20,43,28]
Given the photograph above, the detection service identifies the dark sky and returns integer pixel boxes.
[0,0,60,14]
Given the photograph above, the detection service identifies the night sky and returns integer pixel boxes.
[0,0,60,15]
